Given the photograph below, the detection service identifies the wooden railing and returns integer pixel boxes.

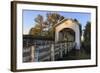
[34,41,75,61]
[23,41,75,62]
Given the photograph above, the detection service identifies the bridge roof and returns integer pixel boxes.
[54,19,79,28]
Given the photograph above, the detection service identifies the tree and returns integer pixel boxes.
[47,12,64,27]
[83,21,91,54]
[29,13,65,38]
[34,14,43,32]
[29,27,41,36]
[46,12,64,38]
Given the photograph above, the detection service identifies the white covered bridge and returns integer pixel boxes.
[23,19,81,62]
[55,19,81,50]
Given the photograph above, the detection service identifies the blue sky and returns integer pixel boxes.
[23,10,91,34]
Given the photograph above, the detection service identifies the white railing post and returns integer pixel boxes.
[65,42,67,54]
[31,46,35,62]
[51,44,55,61]
[60,43,63,58]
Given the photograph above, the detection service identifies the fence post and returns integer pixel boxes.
[65,42,67,54]
[31,46,35,62]
[60,43,63,58]
[51,44,55,61]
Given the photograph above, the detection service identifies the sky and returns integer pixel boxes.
[23,10,91,34]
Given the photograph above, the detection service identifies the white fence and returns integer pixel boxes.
[23,41,75,62]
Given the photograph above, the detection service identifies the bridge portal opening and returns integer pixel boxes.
[59,28,75,42]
